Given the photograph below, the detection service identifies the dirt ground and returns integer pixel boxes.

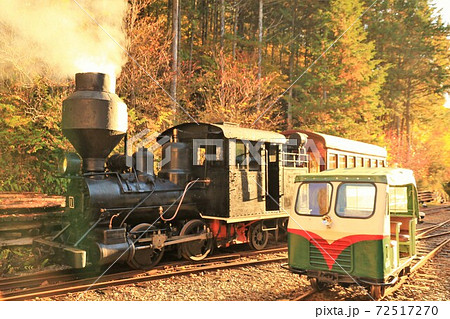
[32,246,448,301]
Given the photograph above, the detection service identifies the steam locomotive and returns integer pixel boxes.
[34,72,310,269]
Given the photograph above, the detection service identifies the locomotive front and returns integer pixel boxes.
[34,72,210,269]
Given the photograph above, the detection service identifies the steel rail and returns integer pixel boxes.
[291,289,317,301]
[418,231,450,240]
[0,246,287,301]
[381,238,450,300]
[1,256,287,301]
[416,219,450,239]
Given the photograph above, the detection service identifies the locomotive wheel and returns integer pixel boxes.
[179,219,213,261]
[369,285,385,300]
[127,223,164,270]
[248,222,269,250]
[309,278,329,291]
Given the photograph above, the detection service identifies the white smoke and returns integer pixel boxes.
[0,0,128,82]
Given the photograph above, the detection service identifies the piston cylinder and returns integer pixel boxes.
[95,241,134,265]
[93,228,134,265]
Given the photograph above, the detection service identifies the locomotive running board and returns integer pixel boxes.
[199,212,289,223]
[33,238,86,269]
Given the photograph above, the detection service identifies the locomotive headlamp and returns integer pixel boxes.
[322,215,332,228]
[59,152,82,176]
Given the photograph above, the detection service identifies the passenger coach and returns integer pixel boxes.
[283,130,388,172]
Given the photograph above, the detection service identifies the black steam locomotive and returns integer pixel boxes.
[34,72,308,269]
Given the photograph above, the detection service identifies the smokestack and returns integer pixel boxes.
[62,72,128,173]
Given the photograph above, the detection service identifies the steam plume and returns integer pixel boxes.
[0,0,127,82]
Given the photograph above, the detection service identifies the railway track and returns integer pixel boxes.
[1,202,448,301]
[0,246,288,301]
[421,204,450,215]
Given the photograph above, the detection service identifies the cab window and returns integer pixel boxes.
[296,183,332,216]
[336,183,376,218]
[235,141,247,168]
[195,144,223,166]
[235,141,261,171]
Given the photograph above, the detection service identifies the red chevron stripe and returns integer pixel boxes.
[288,228,384,269]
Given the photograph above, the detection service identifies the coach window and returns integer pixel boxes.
[364,158,370,167]
[328,154,337,169]
[296,183,332,216]
[356,157,363,167]
[338,155,346,168]
[377,159,383,167]
[371,159,377,168]
[348,156,355,168]
[336,183,376,218]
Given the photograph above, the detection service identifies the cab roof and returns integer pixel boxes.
[295,168,416,186]
[158,122,287,144]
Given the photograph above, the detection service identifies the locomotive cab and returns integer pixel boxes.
[287,168,419,299]
[158,123,308,249]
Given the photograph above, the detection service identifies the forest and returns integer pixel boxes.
[0,0,449,196]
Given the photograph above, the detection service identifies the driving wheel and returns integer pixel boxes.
[179,219,214,261]
[248,222,269,250]
[127,223,164,269]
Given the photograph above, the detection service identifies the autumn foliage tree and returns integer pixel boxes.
[0,0,449,195]
[183,52,284,129]
[294,0,386,142]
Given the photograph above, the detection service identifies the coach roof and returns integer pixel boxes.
[284,130,387,158]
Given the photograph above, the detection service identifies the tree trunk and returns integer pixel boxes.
[201,0,208,45]
[232,1,239,60]
[405,78,412,159]
[171,0,179,120]
[167,0,172,34]
[220,0,225,51]
[287,0,297,129]
[188,0,197,78]
[257,0,263,111]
